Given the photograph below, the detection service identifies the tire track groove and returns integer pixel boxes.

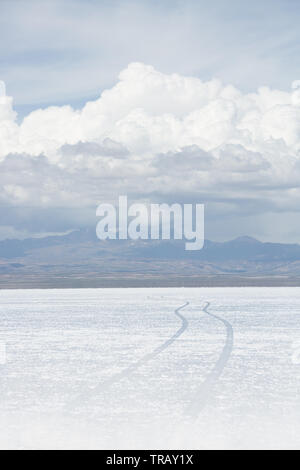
[186,301,234,418]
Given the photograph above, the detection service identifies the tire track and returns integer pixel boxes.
[69,302,189,407]
[98,301,189,388]
[186,301,233,418]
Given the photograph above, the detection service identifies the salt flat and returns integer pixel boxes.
[0,287,299,450]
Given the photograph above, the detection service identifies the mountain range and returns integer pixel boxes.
[1,229,300,287]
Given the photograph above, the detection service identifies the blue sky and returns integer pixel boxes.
[1,0,300,118]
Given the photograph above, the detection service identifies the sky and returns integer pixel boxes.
[1,0,300,242]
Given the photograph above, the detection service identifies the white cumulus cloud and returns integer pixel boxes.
[1,62,300,241]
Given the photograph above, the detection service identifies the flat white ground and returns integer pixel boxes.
[0,287,299,450]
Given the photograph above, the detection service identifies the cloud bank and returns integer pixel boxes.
[1,63,300,241]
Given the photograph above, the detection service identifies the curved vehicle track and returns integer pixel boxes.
[70,300,233,416]
[99,301,189,388]
[186,301,234,418]
[69,302,190,408]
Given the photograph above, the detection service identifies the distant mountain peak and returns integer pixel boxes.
[232,236,260,244]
